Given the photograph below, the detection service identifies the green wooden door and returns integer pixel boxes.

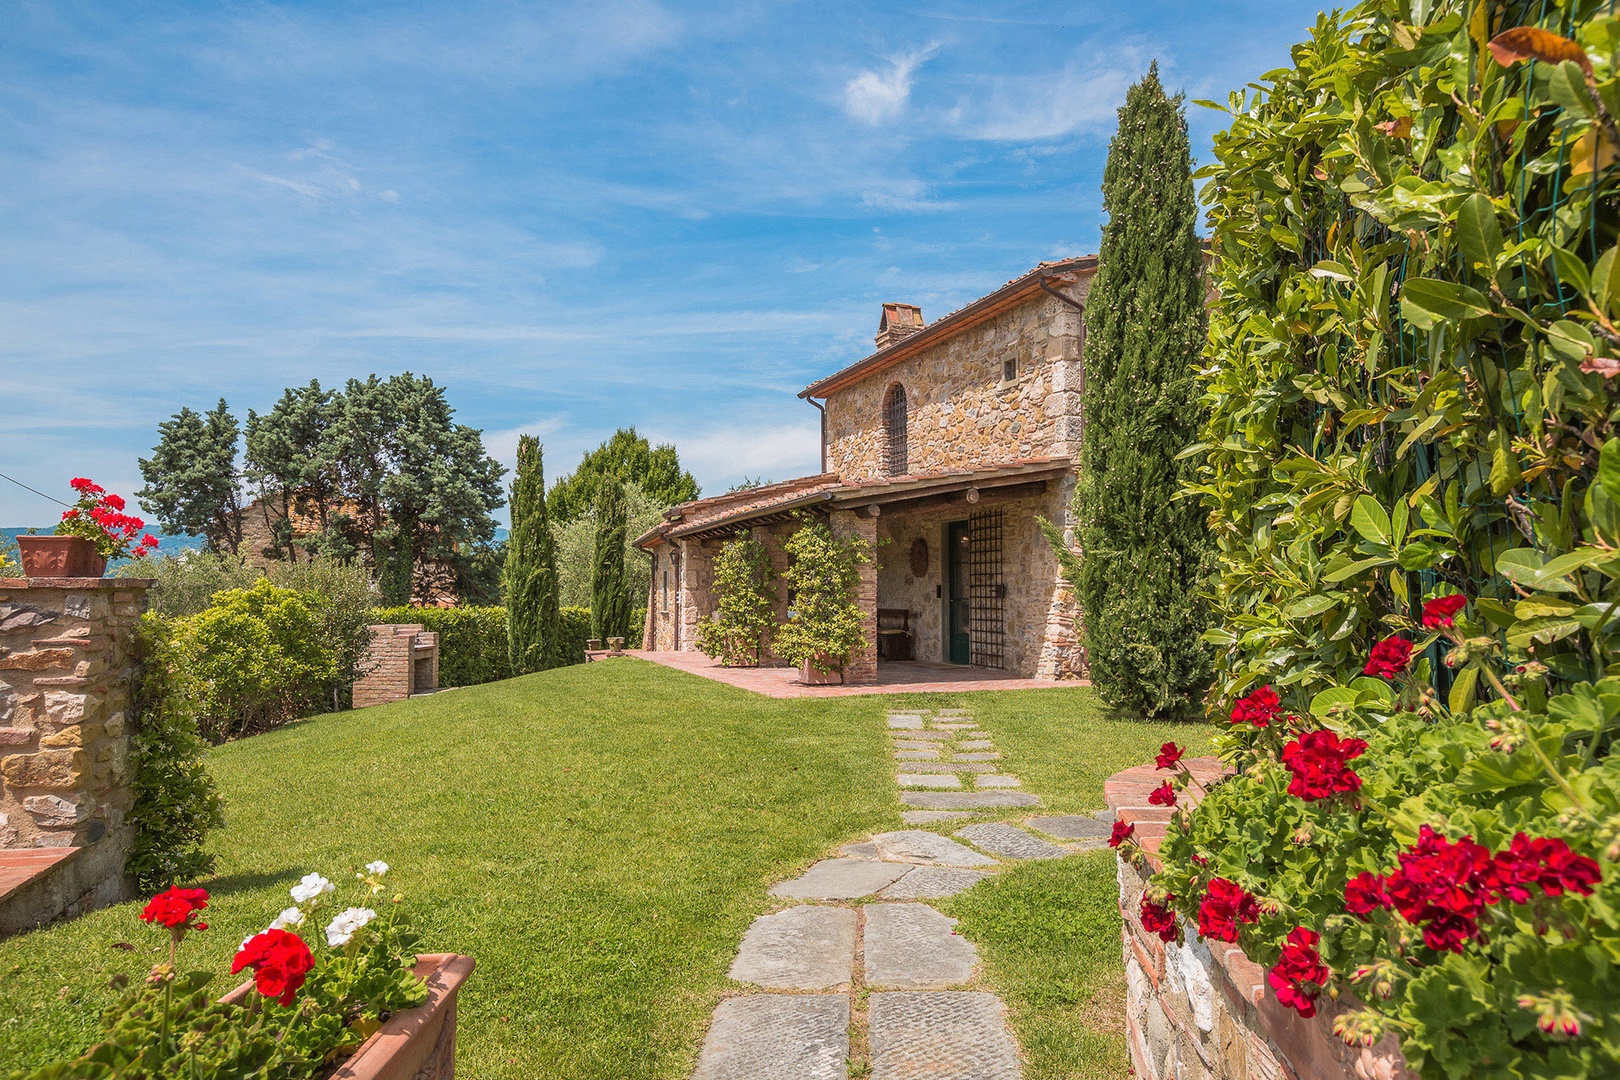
[946,521,971,664]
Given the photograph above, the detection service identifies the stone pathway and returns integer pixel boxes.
[691,708,1112,1079]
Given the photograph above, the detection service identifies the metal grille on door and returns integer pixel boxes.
[968,509,1005,668]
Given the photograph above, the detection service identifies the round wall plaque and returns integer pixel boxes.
[909,537,929,577]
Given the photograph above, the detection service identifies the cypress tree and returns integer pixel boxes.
[1069,64,1211,717]
[590,478,632,642]
[504,435,566,673]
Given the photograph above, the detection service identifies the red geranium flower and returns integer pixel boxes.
[1230,685,1282,727]
[1197,878,1260,943]
[1268,926,1329,1017]
[1109,820,1136,848]
[1344,872,1391,917]
[1421,594,1467,629]
[1140,895,1178,942]
[1383,825,1492,952]
[1148,782,1176,807]
[1155,742,1185,770]
[1363,636,1414,679]
[139,886,209,930]
[1487,833,1602,904]
[232,928,315,1007]
[1280,729,1368,801]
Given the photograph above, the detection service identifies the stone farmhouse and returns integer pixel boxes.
[635,256,1096,683]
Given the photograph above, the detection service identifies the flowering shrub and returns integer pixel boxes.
[695,535,777,666]
[55,477,158,561]
[773,515,872,675]
[17,862,427,1079]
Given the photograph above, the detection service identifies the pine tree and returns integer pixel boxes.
[137,399,244,554]
[1068,64,1212,717]
[590,478,631,642]
[504,436,567,673]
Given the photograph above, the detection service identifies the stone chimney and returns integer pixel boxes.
[875,303,924,350]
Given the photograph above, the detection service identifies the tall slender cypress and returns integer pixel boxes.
[590,478,631,642]
[504,435,566,673]
[1069,64,1211,716]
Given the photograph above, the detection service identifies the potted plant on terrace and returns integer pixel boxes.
[16,477,158,578]
[695,535,777,667]
[16,861,474,1080]
[773,516,871,685]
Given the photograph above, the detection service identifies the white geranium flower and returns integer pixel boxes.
[324,906,377,948]
[363,860,389,876]
[268,907,305,931]
[290,873,335,905]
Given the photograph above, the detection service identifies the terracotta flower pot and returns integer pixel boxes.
[799,655,844,685]
[223,953,474,1080]
[16,535,106,578]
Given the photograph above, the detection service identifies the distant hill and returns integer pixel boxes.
[3,528,507,571]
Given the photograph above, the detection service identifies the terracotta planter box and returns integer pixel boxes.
[799,656,844,685]
[16,535,106,578]
[222,953,474,1079]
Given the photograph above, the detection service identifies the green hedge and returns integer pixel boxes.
[371,606,511,686]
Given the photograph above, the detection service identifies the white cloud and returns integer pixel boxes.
[843,44,940,125]
[658,419,823,489]
[946,55,1147,141]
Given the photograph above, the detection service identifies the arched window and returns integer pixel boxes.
[882,382,908,476]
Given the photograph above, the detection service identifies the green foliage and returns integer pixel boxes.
[117,553,261,617]
[266,558,378,710]
[372,605,512,686]
[244,380,343,562]
[136,400,244,554]
[127,616,225,892]
[0,533,16,575]
[556,482,665,609]
[546,428,699,524]
[504,436,569,672]
[174,579,341,742]
[695,535,777,666]
[590,479,632,642]
[1068,64,1212,718]
[773,517,871,673]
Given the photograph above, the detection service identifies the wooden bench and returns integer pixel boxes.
[876,608,914,661]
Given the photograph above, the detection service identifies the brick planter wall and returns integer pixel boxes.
[1105,760,1416,1080]
[0,577,151,934]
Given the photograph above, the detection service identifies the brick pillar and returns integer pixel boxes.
[829,510,879,685]
[0,575,151,928]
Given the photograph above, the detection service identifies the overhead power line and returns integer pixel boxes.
[0,469,73,508]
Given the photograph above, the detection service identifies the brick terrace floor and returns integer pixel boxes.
[0,848,79,903]
[614,650,1089,698]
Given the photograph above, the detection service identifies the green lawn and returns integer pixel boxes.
[0,660,1201,1079]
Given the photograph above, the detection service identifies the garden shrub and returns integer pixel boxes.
[117,551,261,616]
[127,615,225,891]
[1137,3,1620,1077]
[695,535,776,666]
[371,605,511,686]
[774,517,871,674]
[559,605,592,659]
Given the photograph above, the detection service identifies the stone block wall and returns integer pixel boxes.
[823,282,1088,481]
[1105,761,1416,1080]
[353,624,439,708]
[828,510,878,684]
[0,577,150,931]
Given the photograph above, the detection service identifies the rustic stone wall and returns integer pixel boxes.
[827,510,878,684]
[352,624,438,708]
[0,577,149,930]
[823,282,1088,481]
[677,538,717,658]
[1105,761,1416,1080]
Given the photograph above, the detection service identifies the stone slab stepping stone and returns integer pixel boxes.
[895,751,940,761]
[952,752,1000,761]
[887,714,924,729]
[958,739,995,750]
[693,994,850,1080]
[770,858,911,900]
[937,709,971,716]
[897,773,960,789]
[956,822,1068,861]
[891,730,949,742]
[893,739,942,750]
[900,810,979,825]
[902,791,1039,810]
[872,830,997,867]
[894,761,996,774]
[729,905,856,990]
[975,775,1021,788]
[1026,814,1112,841]
[868,991,1019,1080]
[934,723,979,730]
[841,840,879,858]
[864,903,977,989]
[878,866,992,900]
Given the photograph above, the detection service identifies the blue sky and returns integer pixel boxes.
[1,0,1324,527]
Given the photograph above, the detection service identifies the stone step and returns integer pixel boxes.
[1025,815,1111,841]
[956,823,1066,861]
[693,995,850,1080]
[872,830,997,867]
[902,791,1039,810]
[952,752,1000,762]
[957,739,995,750]
[863,903,977,989]
[770,858,911,900]
[900,809,980,825]
[892,761,996,774]
[728,905,856,990]
[890,730,950,742]
[868,991,1020,1079]
[886,715,925,730]
[895,750,941,761]
[896,773,960,789]
[878,865,992,899]
[975,775,1021,789]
